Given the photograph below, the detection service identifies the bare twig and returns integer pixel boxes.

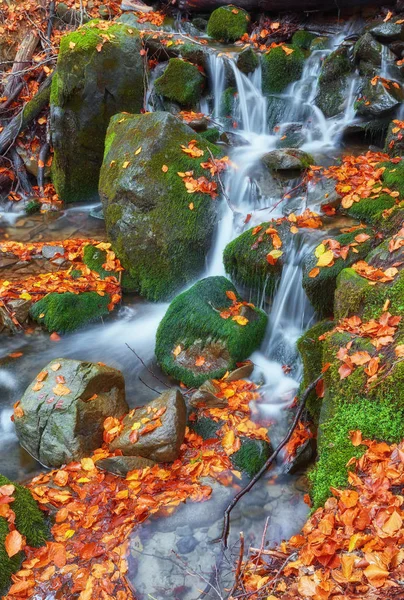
[173,551,225,599]
[125,343,170,389]
[138,376,162,396]
[217,374,323,548]
[228,532,245,597]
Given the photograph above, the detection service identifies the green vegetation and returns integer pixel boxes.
[30,291,111,333]
[262,45,305,94]
[199,127,220,143]
[221,87,237,116]
[191,416,224,439]
[83,244,114,279]
[231,437,271,478]
[207,5,249,42]
[155,276,268,387]
[292,30,316,50]
[154,58,205,107]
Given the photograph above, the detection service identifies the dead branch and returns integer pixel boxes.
[125,343,170,389]
[0,72,53,157]
[1,32,39,102]
[228,532,245,598]
[10,148,33,197]
[217,374,323,548]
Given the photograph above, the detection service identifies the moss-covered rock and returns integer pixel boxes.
[99,111,222,302]
[199,127,220,143]
[50,20,145,203]
[231,437,271,478]
[309,36,329,51]
[207,5,249,42]
[223,220,290,298]
[353,32,382,67]
[262,45,305,95]
[0,473,48,595]
[292,30,316,50]
[262,148,313,171]
[155,276,268,388]
[221,86,237,116]
[30,291,111,333]
[154,58,205,107]
[302,227,376,318]
[315,46,352,117]
[236,47,259,74]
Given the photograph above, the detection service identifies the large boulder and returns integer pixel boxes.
[353,32,382,67]
[155,276,268,388]
[154,58,205,107]
[315,46,352,117]
[99,111,222,301]
[262,45,305,95]
[355,77,404,118]
[110,389,186,462]
[207,5,249,42]
[14,359,128,468]
[370,20,404,43]
[261,148,313,171]
[50,20,145,203]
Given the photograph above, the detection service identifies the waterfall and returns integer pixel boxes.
[207,53,226,118]
[228,60,267,135]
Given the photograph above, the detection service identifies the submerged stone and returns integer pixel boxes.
[97,455,156,477]
[99,111,222,302]
[14,359,128,468]
[50,20,145,203]
[207,5,249,42]
[155,276,268,388]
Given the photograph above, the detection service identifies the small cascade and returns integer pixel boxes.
[207,52,226,118]
[228,60,267,135]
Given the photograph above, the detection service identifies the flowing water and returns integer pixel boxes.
[0,22,374,599]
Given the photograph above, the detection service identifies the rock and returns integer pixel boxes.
[29,291,112,333]
[110,389,186,462]
[225,361,254,381]
[219,131,249,146]
[189,380,228,408]
[155,276,268,388]
[370,21,404,43]
[354,32,382,66]
[309,36,329,51]
[262,45,305,94]
[41,245,65,259]
[292,30,317,50]
[231,437,271,478]
[121,0,153,12]
[97,455,156,476]
[176,525,193,537]
[385,119,404,156]
[261,148,313,171]
[0,299,32,334]
[236,47,259,74]
[154,58,205,107]
[283,438,316,474]
[192,17,208,31]
[50,20,145,203]
[176,535,198,554]
[207,5,249,43]
[315,46,352,117]
[276,123,306,149]
[14,359,128,468]
[389,40,404,58]
[99,111,222,302]
[355,77,404,117]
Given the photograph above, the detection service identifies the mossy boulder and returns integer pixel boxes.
[302,227,376,318]
[50,20,145,203]
[99,111,222,302]
[0,474,48,595]
[355,77,404,118]
[262,45,305,95]
[353,32,382,67]
[30,291,112,333]
[221,86,237,116]
[315,46,352,117]
[223,220,290,298]
[155,276,268,388]
[261,148,313,171]
[14,358,128,468]
[154,58,205,107]
[309,36,329,51]
[236,47,259,74]
[292,30,316,50]
[207,5,249,43]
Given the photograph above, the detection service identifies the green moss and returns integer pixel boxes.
[237,47,259,74]
[0,474,48,595]
[297,320,334,423]
[310,36,329,51]
[207,5,249,42]
[191,416,224,439]
[100,112,222,302]
[345,193,395,227]
[30,291,111,333]
[292,30,316,50]
[223,221,290,299]
[155,276,268,387]
[83,244,115,279]
[302,227,376,318]
[199,127,220,143]
[315,47,351,117]
[310,399,404,509]
[231,437,271,478]
[154,58,205,107]
[25,200,41,215]
[221,87,237,116]
[262,45,305,94]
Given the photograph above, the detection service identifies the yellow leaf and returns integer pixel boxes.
[81,457,95,471]
[51,362,61,371]
[19,292,32,300]
[173,345,182,357]
[162,164,168,172]
[316,250,334,267]
[122,161,130,169]
[281,45,294,55]
[135,147,142,155]
[315,243,326,258]
[232,315,249,326]
[64,529,75,539]
[189,202,194,210]
[268,249,283,259]
[69,41,76,49]
[131,422,141,431]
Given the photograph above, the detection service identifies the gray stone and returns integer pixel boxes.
[225,362,254,382]
[354,32,382,67]
[14,359,128,468]
[176,525,193,537]
[261,148,313,171]
[356,77,404,117]
[237,47,259,75]
[189,381,227,409]
[110,389,187,462]
[370,21,404,43]
[176,535,199,554]
[97,455,156,477]
[41,245,65,260]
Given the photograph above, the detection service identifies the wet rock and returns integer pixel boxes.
[155,276,267,388]
[225,362,254,382]
[189,381,227,409]
[154,58,205,107]
[219,130,249,146]
[41,245,65,260]
[0,299,32,334]
[389,40,404,58]
[231,437,272,478]
[99,111,222,302]
[121,0,153,12]
[177,535,198,554]
[236,47,259,74]
[207,5,249,43]
[97,455,156,477]
[283,438,316,475]
[315,46,352,117]
[262,45,305,94]
[176,525,193,537]
[192,17,208,32]
[110,389,187,462]
[261,148,313,171]
[370,21,404,43]
[309,36,329,51]
[354,32,382,67]
[50,20,145,203]
[355,77,404,117]
[276,123,306,149]
[385,119,404,156]
[14,359,128,468]
[186,116,209,132]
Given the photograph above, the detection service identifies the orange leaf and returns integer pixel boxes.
[5,529,24,557]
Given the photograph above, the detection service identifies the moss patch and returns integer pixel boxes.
[231,437,271,478]
[315,46,351,118]
[292,30,316,50]
[154,58,205,107]
[262,45,305,94]
[30,291,111,333]
[207,5,249,42]
[155,276,268,388]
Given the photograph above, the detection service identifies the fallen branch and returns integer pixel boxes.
[125,343,170,389]
[0,72,53,156]
[228,532,245,597]
[10,148,33,197]
[217,374,323,548]
[1,32,39,102]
